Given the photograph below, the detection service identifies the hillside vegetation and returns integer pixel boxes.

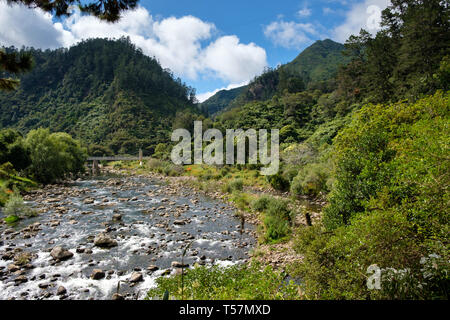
[0,38,200,156]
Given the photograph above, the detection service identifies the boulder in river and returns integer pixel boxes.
[91,269,105,280]
[94,233,118,248]
[50,246,74,261]
[112,214,122,222]
[57,286,67,295]
[129,272,143,283]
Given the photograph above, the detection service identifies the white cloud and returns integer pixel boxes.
[0,4,268,85]
[0,2,72,48]
[264,20,318,49]
[332,0,390,42]
[297,7,312,17]
[197,81,248,103]
[202,36,267,83]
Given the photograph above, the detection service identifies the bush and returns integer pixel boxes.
[254,197,293,243]
[146,263,300,300]
[263,214,291,243]
[223,178,243,193]
[266,172,290,191]
[290,163,330,198]
[3,192,36,223]
[251,195,273,212]
[291,92,450,300]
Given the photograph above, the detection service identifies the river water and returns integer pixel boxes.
[0,175,255,300]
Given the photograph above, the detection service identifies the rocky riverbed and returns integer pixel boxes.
[0,175,256,300]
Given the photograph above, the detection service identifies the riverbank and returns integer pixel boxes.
[105,162,325,270]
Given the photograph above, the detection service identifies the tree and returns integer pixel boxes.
[0,129,31,171]
[6,0,138,22]
[25,128,87,183]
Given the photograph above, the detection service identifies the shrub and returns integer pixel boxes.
[223,178,244,193]
[290,163,330,198]
[263,214,291,243]
[3,192,36,223]
[146,263,300,300]
[266,172,290,191]
[251,195,273,212]
[255,197,293,243]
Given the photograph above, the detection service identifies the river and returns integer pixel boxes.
[0,174,256,300]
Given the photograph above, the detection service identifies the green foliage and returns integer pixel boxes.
[292,210,448,300]
[223,178,244,193]
[324,91,450,230]
[146,158,184,177]
[8,0,137,22]
[266,173,290,192]
[290,163,330,198]
[146,263,299,300]
[251,195,273,212]
[0,129,31,171]
[3,192,36,221]
[292,91,450,300]
[337,0,449,103]
[256,197,293,243]
[25,128,87,184]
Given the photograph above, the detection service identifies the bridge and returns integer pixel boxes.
[87,149,151,174]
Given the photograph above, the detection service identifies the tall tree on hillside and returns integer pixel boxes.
[384,0,450,98]
[337,0,449,103]
[0,0,140,91]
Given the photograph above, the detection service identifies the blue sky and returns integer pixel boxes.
[0,0,390,101]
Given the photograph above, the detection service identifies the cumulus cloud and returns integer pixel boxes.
[0,4,267,84]
[332,0,390,42]
[264,20,318,49]
[0,2,73,48]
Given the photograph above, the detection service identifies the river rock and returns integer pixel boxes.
[147,265,159,272]
[129,272,143,283]
[50,246,73,261]
[91,269,105,280]
[171,261,188,268]
[112,214,122,222]
[112,293,124,300]
[94,233,118,248]
[57,286,67,295]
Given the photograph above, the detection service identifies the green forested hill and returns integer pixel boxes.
[282,39,347,83]
[0,38,199,155]
[200,39,347,115]
[199,86,247,116]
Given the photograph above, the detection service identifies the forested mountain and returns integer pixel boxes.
[282,39,347,83]
[198,86,247,116]
[0,38,199,156]
[200,39,347,115]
